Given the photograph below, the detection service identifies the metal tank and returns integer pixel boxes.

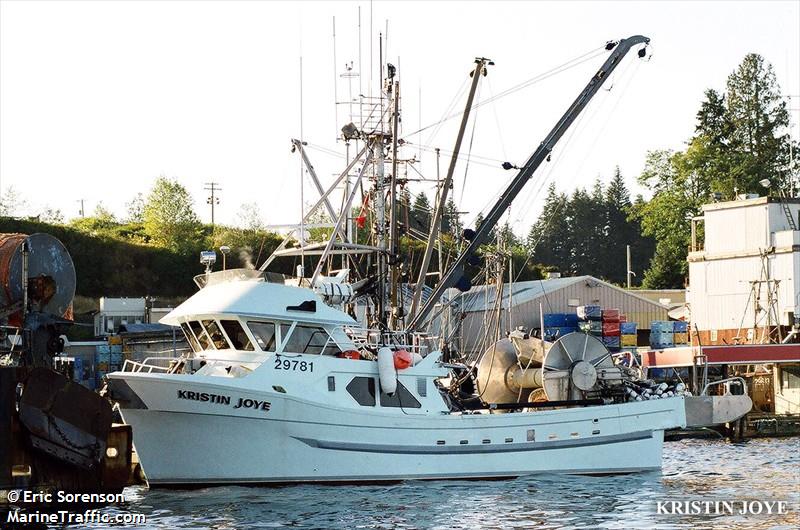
[0,233,76,318]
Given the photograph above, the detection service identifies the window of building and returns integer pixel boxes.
[346,377,376,406]
[189,321,213,350]
[379,382,422,408]
[247,321,277,352]
[281,324,341,355]
[219,320,254,351]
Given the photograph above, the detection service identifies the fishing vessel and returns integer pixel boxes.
[106,35,751,485]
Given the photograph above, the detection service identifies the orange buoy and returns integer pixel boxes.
[338,350,361,360]
[393,349,413,369]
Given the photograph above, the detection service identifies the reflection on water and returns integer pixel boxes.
[99,437,799,529]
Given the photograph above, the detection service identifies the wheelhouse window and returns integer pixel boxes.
[247,321,277,352]
[188,321,213,351]
[181,322,200,352]
[220,320,254,351]
[281,324,341,355]
[202,319,229,350]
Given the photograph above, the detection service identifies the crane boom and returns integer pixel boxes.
[406,35,650,332]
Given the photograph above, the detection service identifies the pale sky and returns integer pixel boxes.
[1,0,798,235]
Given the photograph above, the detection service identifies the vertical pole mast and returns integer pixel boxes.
[409,58,490,320]
[626,244,632,289]
[389,80,401,328]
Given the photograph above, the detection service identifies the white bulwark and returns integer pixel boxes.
[688,196,800,344]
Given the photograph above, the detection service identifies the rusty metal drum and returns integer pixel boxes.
[0,233,76,318]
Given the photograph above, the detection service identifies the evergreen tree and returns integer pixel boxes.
[724,53,794,193]
[410,192,431,233]
[602,168,636,283]
[526,183,570,273]
[442,198,462,237]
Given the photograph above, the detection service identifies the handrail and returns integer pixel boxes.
[702,377,748,396]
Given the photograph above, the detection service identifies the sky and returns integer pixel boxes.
[1,0,798,236]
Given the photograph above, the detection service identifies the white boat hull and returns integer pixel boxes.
[110,373,685,485]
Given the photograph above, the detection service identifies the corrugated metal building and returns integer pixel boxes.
[687,196,800,345]
[434,275,670,358]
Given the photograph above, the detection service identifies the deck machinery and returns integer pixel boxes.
[0,232,141,498]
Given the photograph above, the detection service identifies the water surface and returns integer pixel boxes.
[101,437,800,529]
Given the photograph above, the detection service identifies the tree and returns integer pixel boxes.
[237,202,264,232]
[635,150,710,288]
[125,193,146,223]
[0,186,28,217]
[410,192,431,233]
[723,53,794,194]
[600,168,638,283]
[39,207,64,224]
[526,183,570,272]
[142,177,202,252]
[94,202,116,223]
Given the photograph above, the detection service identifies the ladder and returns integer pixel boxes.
[780,198,797,231]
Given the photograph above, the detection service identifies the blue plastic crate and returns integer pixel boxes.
[602,336,621,348]
[96,344,111,354]
[543,314,568,327]
[578,305,603,320]
[620,322,638,335]
[650,331,674,348]
[564,313,579,327]
[110,344,123,354]
[95,352,111,363]
[651,321,675,333]
[544,326,578,340]
[673,321,688,333]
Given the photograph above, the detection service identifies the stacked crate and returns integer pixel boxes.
[673,321,689,345]
[109,335,124,371]
[620,321,638,347]
[577,305,603,339]
[95,343,111,387]
[600,308,621,351]
[543,313,580,341]
[650,321,675,349]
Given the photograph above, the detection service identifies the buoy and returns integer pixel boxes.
[377,347,397,395]
[393,349,413,369]
[338,350,361,360]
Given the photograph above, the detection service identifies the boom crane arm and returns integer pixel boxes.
[407,35,650,332]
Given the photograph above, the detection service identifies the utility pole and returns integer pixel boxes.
[77,199,85,218]
[204,182,221,228]
[626,245,632,289]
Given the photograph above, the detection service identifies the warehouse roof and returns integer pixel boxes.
[449,275,667,313]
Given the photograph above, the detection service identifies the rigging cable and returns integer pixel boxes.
[402,45,607,141]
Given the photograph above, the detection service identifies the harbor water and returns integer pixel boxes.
[101,437,798,529]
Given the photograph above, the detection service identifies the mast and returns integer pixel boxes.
[409,58,491,321]
[388,78,402,328]
[407,35,650,332]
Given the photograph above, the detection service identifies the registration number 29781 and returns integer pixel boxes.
[274,358,314,372]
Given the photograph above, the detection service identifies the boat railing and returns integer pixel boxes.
[701,377,748,396]
[347,328,434,357]
[122,358,175,374]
